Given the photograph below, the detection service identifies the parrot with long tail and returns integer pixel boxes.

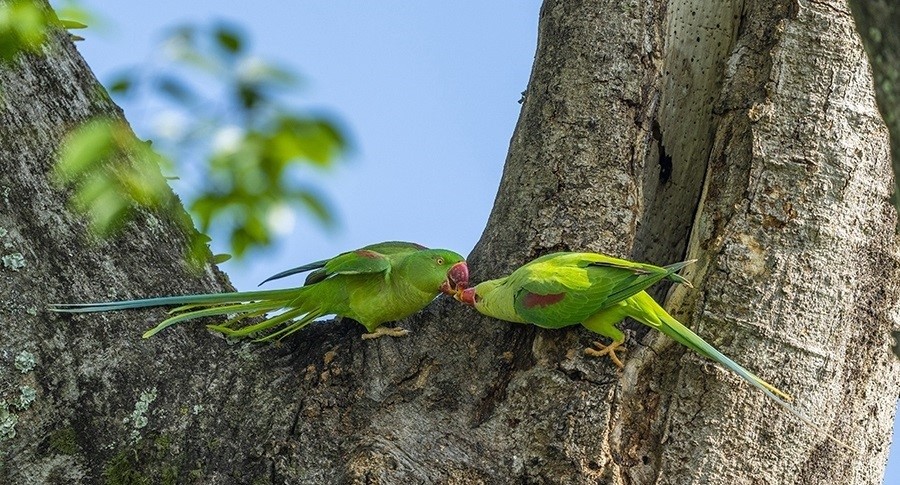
[455,251,855,451]
[50,241,469,341]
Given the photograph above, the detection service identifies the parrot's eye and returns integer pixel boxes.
[436,257,444,265]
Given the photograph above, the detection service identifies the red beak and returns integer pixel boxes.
[440,261,469,295]
[456,287,476,306]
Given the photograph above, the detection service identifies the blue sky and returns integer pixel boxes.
[69,1,898,480]
[72,1,538,283]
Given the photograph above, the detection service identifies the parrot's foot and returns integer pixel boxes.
[584,340,627,369]
[361,326,410,340]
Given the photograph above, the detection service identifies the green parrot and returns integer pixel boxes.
[50,241,469,341]
[455,252,856,451]
[455,252,789,396]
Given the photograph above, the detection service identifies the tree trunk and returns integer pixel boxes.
[848,0,900,221]
[2,1,897,484]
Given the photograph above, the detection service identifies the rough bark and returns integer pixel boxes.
[848,0,900,223]
[631,1,900,482]
[2,0,897,484]
[850,0,900,360]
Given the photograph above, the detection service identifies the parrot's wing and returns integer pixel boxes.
[258,258,330,286]
[360,241,428,254]
[263,249,392,286]
[512,271,632,325]
[320,249,393,277]
[585,258,693,306]
[572,253,694,306]
[260,251,390,286]
[512,253,689,324]
[512,279,587,326]
[259,241,426,286]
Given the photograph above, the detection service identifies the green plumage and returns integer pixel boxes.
[461,251,854,450]
[466,252,787,397]
[50,241,466,341]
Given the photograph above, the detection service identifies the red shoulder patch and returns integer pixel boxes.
[522,292,565,308]
[355,250,381,259]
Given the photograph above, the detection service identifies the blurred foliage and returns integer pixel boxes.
[0,0,51,62]
[0,0,86,62]
[56,118,172,232]
[0,2,229,268]
[103,22,347,258]
[55,118,211,267]
[4,3,346,263]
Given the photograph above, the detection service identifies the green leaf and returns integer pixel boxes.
[213,25,243,54]
[237,82,262,110]
[60,19,88,30]
[55,120,116,182]
[107,74,134,95]
[187,231,213,269]
[294,190,333,226]
[189,194,222,232]
[212,253,232,264]
[55,2,95,31]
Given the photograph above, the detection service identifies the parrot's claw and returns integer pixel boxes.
[361,326,410,340]
[584,340,627,369]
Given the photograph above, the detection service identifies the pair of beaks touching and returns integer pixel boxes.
[49,240,857,452]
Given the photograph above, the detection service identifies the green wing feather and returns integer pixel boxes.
[259,241,423,285]
[322,249,392,275]
[358,240,427,254]
[258,259,330,286]
[512,253,693,327]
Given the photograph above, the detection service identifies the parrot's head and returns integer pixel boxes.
[415,249,468,296]
[455,278,526,323]
[455,279,501,308]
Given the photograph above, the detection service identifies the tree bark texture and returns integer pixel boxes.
[635,0,899,482]
[2,0,898,484]
[848,0,900,221]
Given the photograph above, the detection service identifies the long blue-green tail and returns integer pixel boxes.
[627,291,791,400]
[49,288,324,341]
[626,291,857,452]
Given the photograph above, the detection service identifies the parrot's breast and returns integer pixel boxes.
[342,275,437,332]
